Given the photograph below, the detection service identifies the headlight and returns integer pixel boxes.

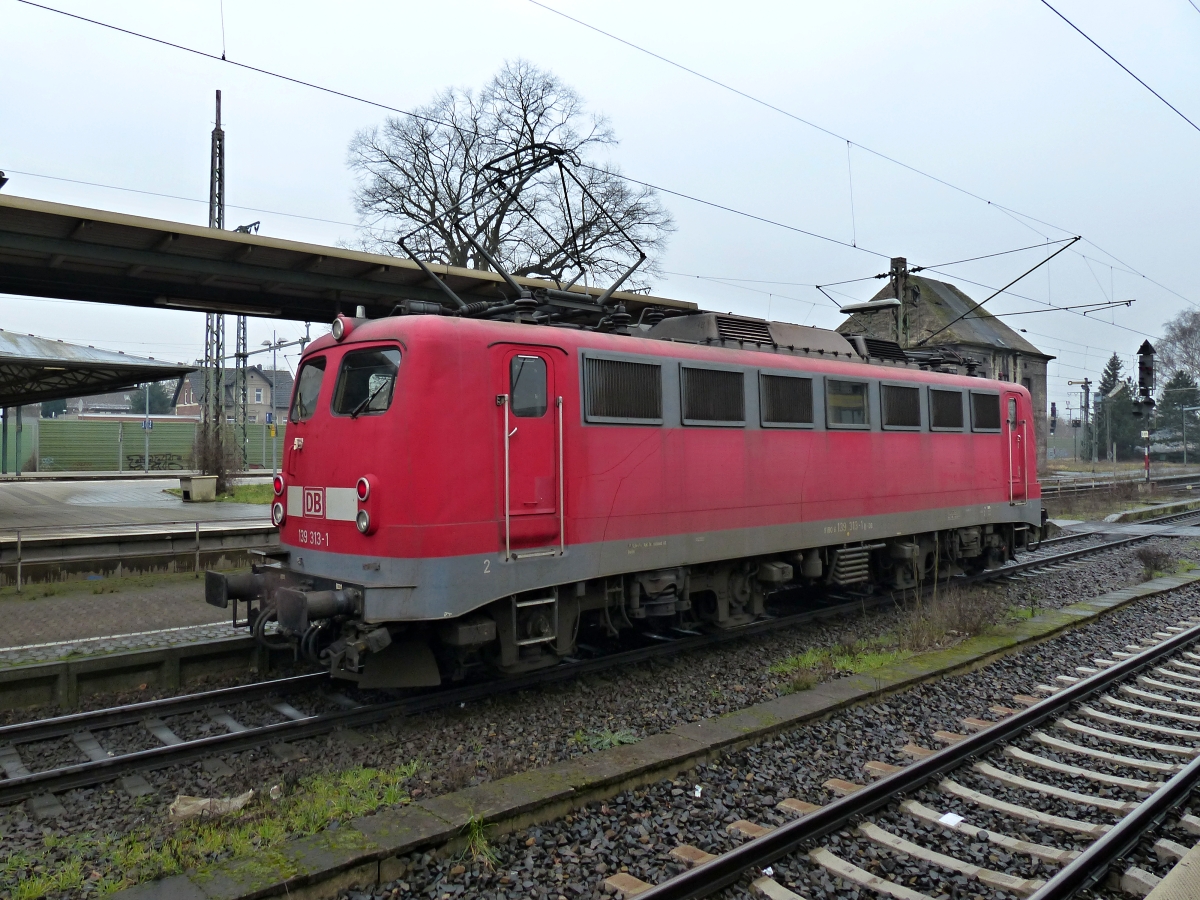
[272,502,285,526]
[356,476,371,501]
[273,474,285,496]
[356,509,371,534]
[332,315,352,341]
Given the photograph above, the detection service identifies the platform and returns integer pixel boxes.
[0,478,268,530]
[0,573,238,668]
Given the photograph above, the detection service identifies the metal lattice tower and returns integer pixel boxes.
[235,314,248,467]
[203,90,226,468]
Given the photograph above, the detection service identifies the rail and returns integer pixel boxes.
[0,529,1176,805]
[635,618,1200,900]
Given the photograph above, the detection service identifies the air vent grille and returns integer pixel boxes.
[930,389,964,429]
[881,384,921,428]
[716,316,773,344]
[681,367,745,423]
[862,337,909,362]
[584,357,663,422]
[971,392,1001,431]
[760,374,813,425]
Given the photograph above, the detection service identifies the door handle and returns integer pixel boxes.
[508,427,518,437]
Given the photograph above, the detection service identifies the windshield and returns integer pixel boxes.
[289,357,326,422]
[332,347,402,417]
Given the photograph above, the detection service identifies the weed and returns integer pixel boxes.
[780,670,818,694]
[573,728,639,751]
[897,585,1007,652]
[1135,547,1174,580]
[462,815,499,871]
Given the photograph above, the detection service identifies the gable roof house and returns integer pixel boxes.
[837,265,1055,473]
[176,366,294,425]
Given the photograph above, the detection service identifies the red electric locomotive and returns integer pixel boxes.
[207,309,1043,686]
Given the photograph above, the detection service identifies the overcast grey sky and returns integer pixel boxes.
[3,0,1199,415]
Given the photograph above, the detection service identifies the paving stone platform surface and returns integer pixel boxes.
[0,478,267,530]
[0,576,239,667]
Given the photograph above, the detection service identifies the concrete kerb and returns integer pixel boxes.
[1104,497,1200,523]
[0,637,291,710]
[112,571,1200,900]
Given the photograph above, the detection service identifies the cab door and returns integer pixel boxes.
[1005,392,1027,504]
[496,348,562,557]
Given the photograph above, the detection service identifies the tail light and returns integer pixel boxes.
[272,502,285,526]
[356,476,371,501]
[273,474,285,496]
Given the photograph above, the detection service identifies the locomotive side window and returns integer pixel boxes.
[1008,398,1018,426]
[331,347,401,417]
[826,379,869,428]
[760,374,813,427]
[583,357,662,424]
[929,389,964,430]
[681,366,744,425]
[970,392,1002,431]
[881,384,921,429]
[510,355,548,418]
[289,357,327,422]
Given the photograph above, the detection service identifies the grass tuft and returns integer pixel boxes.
[0,762,419,898]
[571,728,639,751]
[462,815,499,870]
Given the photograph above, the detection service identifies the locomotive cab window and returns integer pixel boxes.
[971,391,1002,432]
[681,366,744,426]
[1008,398,1018,427]
[760,373,813,427]
[510,355,548,418]
[881,384,921,429]
[331,347,401,417]
[929,389,964,430]
[289,357,326,423]
[826,379,869,428]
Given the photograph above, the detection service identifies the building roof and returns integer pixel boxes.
[0,330,195,407]
[0,194,697,323]
[837,275,1054,360]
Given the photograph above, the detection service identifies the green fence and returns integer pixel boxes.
[24,420,287,473]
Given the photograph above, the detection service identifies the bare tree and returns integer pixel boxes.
[347,60,673,289]
[1158,309,1200,380]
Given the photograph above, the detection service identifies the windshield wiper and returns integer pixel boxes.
[349,379,391,419]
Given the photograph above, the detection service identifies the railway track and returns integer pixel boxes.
[614,617,1200,900]
[0,528,1184,812]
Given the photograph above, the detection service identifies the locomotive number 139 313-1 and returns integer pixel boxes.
[297,530,331,547]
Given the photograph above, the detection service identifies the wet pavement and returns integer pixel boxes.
[0,478,267,531]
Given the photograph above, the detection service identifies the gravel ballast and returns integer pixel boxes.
[351,569,1200,900]
[1,534,1199,898]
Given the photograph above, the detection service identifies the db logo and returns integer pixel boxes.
[303,488,325,518]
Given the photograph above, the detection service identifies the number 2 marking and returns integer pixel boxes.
[483,559,491,574]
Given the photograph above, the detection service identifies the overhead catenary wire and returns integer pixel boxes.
[913,238,1081,346]
[11,0,1195,341]
[10,0,889,263]
[1039,0,1200,135]
[528,0,1200,310]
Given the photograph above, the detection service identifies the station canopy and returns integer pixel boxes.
[0,331,195,408]
[0,194,696,322]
